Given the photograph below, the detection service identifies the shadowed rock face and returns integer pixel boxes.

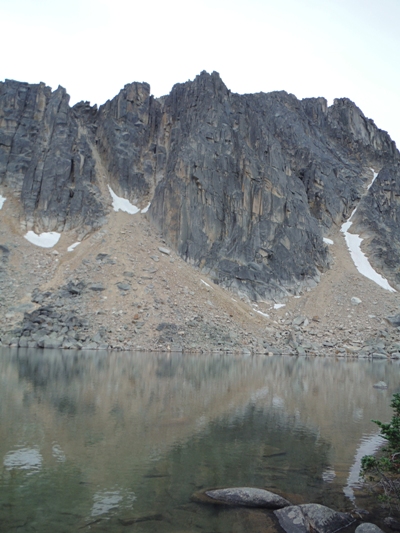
[0,80,105,238]
[0,72,399,299]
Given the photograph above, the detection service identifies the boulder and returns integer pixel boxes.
[386,314,400,327]
[193,487,290,509]
[274,504,355,533]
[356,524,384,533]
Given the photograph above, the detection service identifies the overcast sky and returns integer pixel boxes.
[1,0,399,146]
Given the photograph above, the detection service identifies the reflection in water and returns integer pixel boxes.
[0,347,399,533]
[344,433,386,501]
[52,444,66,463]
[3,447,43,472]
[91,487,136,517]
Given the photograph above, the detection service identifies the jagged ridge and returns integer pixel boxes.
[0,72,399,299]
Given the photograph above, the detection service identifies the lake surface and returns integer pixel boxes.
[0,348,398,533]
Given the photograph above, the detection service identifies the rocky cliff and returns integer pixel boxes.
[0,72,399,300]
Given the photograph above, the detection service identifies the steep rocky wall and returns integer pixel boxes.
[0,80,105,236]
[0,72,399,300]
[95,82,161,204]
[147,72,399,299]
[148,73,329,299]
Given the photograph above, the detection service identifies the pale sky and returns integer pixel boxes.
[1,0,399,146]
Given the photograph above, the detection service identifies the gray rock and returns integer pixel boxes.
[293,316,307,326]
[356,524,384,533]
[83,342,99,350]
[37,335,64,349]
[275,504,355,533]
[384,517,400,531]
[117,282,130,291]
[158,247,171,256]
[372,353,388,359]
[89,284,106,291]
[351,297,362,305]
[202,487,290,508]
[18,337,29,348]
[386,314,400,327]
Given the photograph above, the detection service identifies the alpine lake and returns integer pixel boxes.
[0,347,398,533]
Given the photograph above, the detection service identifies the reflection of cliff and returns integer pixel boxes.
[0,349,397,492]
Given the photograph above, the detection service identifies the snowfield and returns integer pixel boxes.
[24,231,61,248]
[341,209,396,292]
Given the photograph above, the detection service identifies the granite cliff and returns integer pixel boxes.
[0,71,399,302]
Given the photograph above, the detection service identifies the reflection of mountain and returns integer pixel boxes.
[0,350,398,496]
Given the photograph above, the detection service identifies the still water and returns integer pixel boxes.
[0,348,398,533]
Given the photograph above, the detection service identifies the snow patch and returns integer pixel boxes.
[323,238,334,245]
[341,209,396,292]
[108,185,140,214]
[67,242,81,252]
[24,231,61,248]
[367,168,378,190]
[201,279,211,288]
[141,202,151,214]
[0,194,6,210]
[273,303,286,310]
[256,310,270,317]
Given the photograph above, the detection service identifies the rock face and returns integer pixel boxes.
[0,80,105,238]
[0,72,399,299]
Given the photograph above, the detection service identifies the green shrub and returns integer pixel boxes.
[361,393,400,511]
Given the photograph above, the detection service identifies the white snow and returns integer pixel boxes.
[0,194,6,210]
[108,185,140,214]
[273,303,286,310]
[256,310,269,317]
[323,238,334,245]
[341,209,396,292]
[141,202,151,213]
[367,168,378,190]
[201,279,211,288]
[24,231,61,248]
[67,242,81,252]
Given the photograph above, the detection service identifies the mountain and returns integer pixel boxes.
[0,72,400,354]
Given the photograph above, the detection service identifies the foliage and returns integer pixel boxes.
[361,393,400,511]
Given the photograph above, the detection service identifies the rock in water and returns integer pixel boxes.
[274,504,355,533]
[202,487,291,508]
[356,524,385,533]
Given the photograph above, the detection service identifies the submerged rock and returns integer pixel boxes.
[193,487,291,509]
[356,524,384,533]
[274,503,355,533]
